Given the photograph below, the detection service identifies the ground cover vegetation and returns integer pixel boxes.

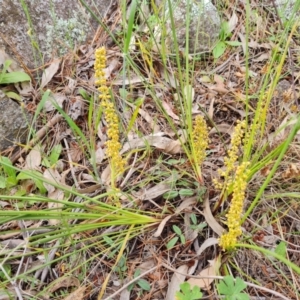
[0,0,300,299]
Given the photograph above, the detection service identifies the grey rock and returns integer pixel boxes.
[0,91,31,151]
[0,0,114,68]
[274,0,300,21]
[160,0,221,54]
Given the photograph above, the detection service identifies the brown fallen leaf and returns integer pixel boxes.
[24,145,42,170]
[121,134,183,155]
[162,101,180,120]
[64,286,86,300]
[48,189,64,225]
[43,168,62,194]
[40,59,61,90]
[188,238,219,275]
[44,93,66,112]
[153,215,172,237]
[202,194,224,236]
[49,276,80,293]
[187,256,221,290]
[153,197,197,238]
[165,265,189,300]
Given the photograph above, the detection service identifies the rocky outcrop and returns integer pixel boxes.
[0,91,31,151]
[0,0,113,68]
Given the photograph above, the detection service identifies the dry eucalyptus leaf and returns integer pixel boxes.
[48,189,64,226]
[119,287,131,300]
[95,146,105,164]
[202,195,224,236]
[112,75,145,85]
[165,264,189,300]
[49,276,80,293]
[40,59,61,90]
[196,237,219,257]
[121,134,183,155]
[105,58,120,78]
[175,197,197,214]
[153,215,172,238]
[162,101,180,120]
[188,238,219,275]
[63,286,86,300]
[101,164,111,186]
[154,197,196,237]
[43,168,62,194]
[44,93,66,112]
[187,256,221,290]
[25,145,41,170]
[143,181,172,200]
[137,107,160,133]
[228,12,238,33]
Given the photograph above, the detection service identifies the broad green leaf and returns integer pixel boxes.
[217,276,249,300]
[0,176,6,189]
[179,189,194,196]
[134,269,141,278]
[166,159,180,165]
[179,234,186,245]
[163,190,178,199]
[0,157,17,185]
[5,91,21,101]
[176,282,203,300]
[0,72,31,84]
[226,41,242,47]
[137,279,151,291]
[275,241,287,257]
[213,41,226,59]
[173,225,182,235]
[49,144,63,165]
[0,264,11,280]
[167,237,178,249]
[190,213,197,225]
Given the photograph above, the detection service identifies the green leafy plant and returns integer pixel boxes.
[127,269,151,292]
[217,276,249,300]
[167,225,186,249]
[41,144,63,168]
[189,213,207,232]
[0,156,18,189]
[275,241,287,257]
[0,157,46,194]
[175,282,203,300]
[114,255,128,277]
[0,60,31,85]
[213,21,242,59]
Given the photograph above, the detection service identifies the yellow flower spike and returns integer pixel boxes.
[213,120,247,191]
[219,161,250,251]
[192,115,209,182]
[94,47,126,185]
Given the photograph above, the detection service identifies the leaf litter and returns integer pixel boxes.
[0,1,300,300]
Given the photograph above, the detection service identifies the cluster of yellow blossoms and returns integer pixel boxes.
[192,115,209,166]
[219,161,250,250]
[213,120,250,251]
[94,47,125,179]
[214,120,246,190]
